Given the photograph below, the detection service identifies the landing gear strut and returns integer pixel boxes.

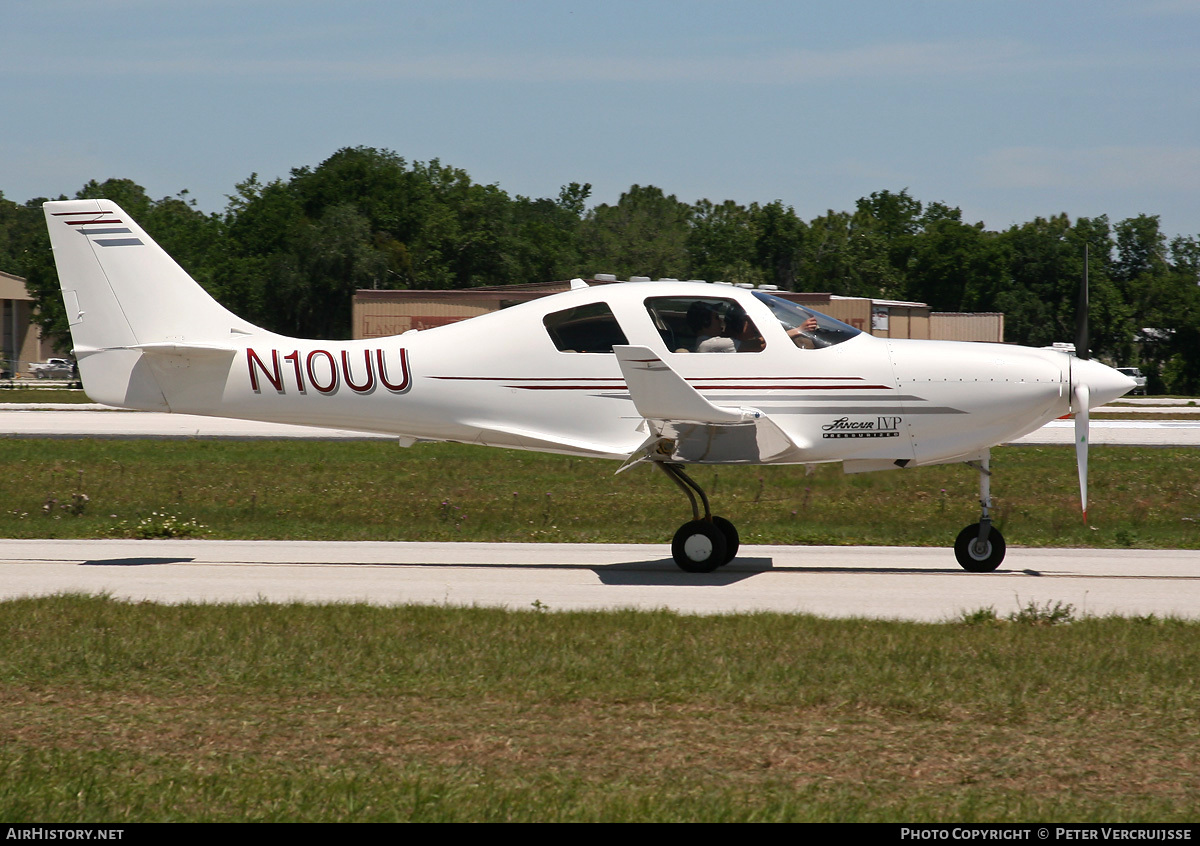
[955,452,1005,572]
[657,463,739,573]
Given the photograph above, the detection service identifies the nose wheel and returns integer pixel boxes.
[954,522,1005,572]
[956,453,1006,572]
[658,463,740,573]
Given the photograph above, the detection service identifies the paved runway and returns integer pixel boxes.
[1,539,1197,621]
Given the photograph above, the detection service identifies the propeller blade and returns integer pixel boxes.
[1073,380,1090,524]
[1072,243,1092,523]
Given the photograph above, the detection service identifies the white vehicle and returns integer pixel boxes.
[1116,367,1147,395]
[43,200,1134,573]
[29,357,73,378]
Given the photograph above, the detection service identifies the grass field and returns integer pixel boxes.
[0,388,91,403]
[2,438,1198,549]
[1,595,1198,822]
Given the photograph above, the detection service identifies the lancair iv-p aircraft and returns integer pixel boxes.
[44,199,1135,573]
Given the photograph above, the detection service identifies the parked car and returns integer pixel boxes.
[29,358,74,379]
[1117,366,1147,395]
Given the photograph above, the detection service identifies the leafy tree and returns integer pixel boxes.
[795,206,912,298]
[905,217,1008,312]
[507,187,589,285]
[579,185,690,279]
[1,195,62,348]
[750,201,805,291]
[686,199,760,285]
[1161,235,1200,393]
[995,214,1079,349]
[853,188,923,290]
[1111,217,1200,392]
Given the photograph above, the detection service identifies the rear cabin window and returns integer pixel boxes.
[543,302,629,353]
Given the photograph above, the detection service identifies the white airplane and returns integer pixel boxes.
[44,199,1134,573]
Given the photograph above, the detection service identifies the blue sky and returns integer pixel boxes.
[4,0,1199,239]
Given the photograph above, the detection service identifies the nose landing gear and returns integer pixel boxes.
[954,453,1006,572]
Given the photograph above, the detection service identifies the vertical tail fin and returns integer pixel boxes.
[43,200,264,409]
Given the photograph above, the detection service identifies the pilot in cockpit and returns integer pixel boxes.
[785,311,820,349]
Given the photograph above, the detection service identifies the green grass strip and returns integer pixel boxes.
[1,439,1198,548]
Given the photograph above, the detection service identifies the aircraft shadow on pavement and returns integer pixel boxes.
[81,557,196,567]
[595,557,774,585]
[595,557,983,585]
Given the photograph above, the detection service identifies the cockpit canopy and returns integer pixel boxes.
[541,286,861,354]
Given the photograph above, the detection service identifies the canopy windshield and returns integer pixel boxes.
[752,291,861,349]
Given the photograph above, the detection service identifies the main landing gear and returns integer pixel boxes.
[658,463,740,573]
[955,452,1006,572]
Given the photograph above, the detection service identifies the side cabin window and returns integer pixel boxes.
[543,302,629,353]
[643,296,766,353]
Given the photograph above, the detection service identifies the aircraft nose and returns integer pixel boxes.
[1072,357,1137,408]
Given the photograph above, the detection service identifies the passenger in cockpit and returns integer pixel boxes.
[725,307,765,353]
[687,301,736,353]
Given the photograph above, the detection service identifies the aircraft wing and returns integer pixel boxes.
[614,345,808,465]
[462,418,637,460]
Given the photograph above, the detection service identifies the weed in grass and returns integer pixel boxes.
[956,600,1077,627]
[958,601,1077,627]
[957,606,1001,626]
[107,511,209,539]
[1008,599,1076,626]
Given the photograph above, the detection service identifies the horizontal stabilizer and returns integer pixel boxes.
[614,346,749,424]
[613,345,807,464]
[129,342,238,358]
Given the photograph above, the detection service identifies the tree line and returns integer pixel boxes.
[2,145,1198,392]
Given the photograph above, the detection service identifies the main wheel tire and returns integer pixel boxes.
[954,523,1006,572]
[711,516,740,565]
[672,520,728,573]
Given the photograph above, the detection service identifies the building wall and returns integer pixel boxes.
[930,312,1005,343]
[1,270,58,374]
[353,286,570,338]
